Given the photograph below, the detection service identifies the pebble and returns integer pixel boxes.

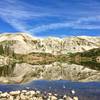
[36,90,41,94]
[51,95,57,100]
[0,92,9,98]
[20,93,27,100]
[73,96,78,100]
[0,90,79,100]
[48,93,52,96]
[8,96,14,100]
[66,96,73,100]
[21,90,27,93]
[29,90,36,95]
[9,91,20,96]
[71,90,75,95]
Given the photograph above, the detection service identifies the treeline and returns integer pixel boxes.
[68,48,100,70]
[0,40,16,57]
[68,48,100,59]
[78,48,100,57]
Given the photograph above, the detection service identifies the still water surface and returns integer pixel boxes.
[0,61,100,100]
[0,80,100,100]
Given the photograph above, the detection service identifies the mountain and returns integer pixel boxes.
[0,33,100,84]
[0,33,100,55]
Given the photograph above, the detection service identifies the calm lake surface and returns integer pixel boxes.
[0,80,100,100]
[0,61,100,100]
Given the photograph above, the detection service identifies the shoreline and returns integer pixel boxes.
[0,89,78,100]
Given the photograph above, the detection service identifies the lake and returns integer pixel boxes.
[0,61,100,100]
[0,80,100,100]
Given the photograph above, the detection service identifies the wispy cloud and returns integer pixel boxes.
[29,22,74,33]
[0,0,51,33]
[0,0,100,36]
[29,16,100,33]
[0,0,30,32]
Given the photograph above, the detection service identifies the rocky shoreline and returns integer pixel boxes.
[0,89,78,100]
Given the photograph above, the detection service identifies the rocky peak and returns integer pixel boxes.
[0,33,100,55]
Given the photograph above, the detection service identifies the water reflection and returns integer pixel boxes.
[0,63,16,77]
[70,60,100,70]
[0,59,100,100]
[0,60,99,83]
[0,51,100,81]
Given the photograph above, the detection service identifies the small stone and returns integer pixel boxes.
[63,95,67,98]
[21,90,27,93]
[73,96,78,100]
[38,97,43,100]
[20,93,26,100]
[29,98,34,100]
[0,92,9,98]
[54,93,58,96]
[71,90,75,95]
[25,91,30,96]
[8,95,14,100]
[29,90,36,95]
[33,97,37,100]
[48,93,52,96]
[9,91,20,96]
[15,95,20,100]
[66,96,73,100]
[36,90,41,94]
[51,96,57,100]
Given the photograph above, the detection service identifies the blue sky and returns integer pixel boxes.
[0,0,100,37]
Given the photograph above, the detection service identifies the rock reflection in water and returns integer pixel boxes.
[0,64,15,76]
[0,61,99,83]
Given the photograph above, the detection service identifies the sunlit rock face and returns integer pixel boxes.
[0,33,100,55]
[0,33,100,84]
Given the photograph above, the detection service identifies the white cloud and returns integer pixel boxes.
[0,0,51,34]
[0,0,100,36]
[29,22,74,33]
[29,16,100,34]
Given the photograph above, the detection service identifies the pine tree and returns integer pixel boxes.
[0,45,4,55]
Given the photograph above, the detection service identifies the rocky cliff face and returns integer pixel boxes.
[0,33,100,83]
[0,33,100,55]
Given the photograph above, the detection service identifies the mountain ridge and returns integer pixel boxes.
[0,32,100,55]
[0,33,100,83]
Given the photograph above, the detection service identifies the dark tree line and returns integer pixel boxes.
[0,41,15,58]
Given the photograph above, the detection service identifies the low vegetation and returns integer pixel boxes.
[69,48,100,70]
